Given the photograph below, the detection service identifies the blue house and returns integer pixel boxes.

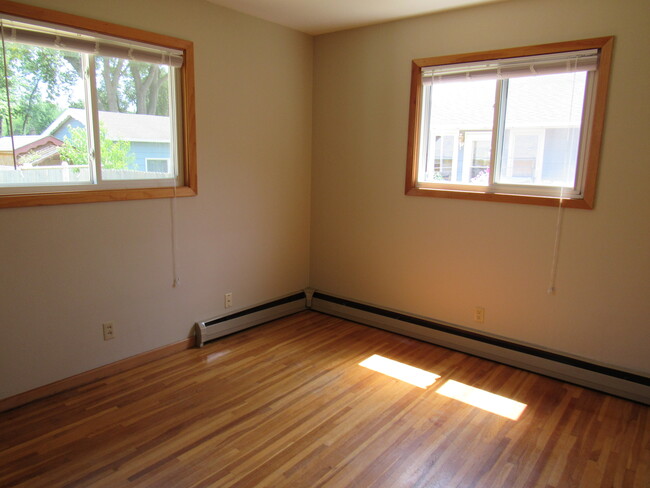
[44,108,172,173]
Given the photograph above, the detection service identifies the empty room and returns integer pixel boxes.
[0,0,648,486]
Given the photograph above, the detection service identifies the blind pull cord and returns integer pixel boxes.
[547,63,580,295]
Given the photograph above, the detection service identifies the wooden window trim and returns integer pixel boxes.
[0,0,197,208]
[405,37,614,209]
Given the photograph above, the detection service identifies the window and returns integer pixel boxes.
[405,38,613,208]
[146,158,170,174]
[504,129,545,183]
[425,132,457,181]
[0,2,196,208]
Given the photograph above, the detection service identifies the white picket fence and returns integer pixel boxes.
[0,163,169,185]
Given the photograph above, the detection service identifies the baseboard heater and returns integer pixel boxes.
[195,292,306,347]
[309,291,650,405]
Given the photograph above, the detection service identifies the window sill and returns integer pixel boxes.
[0,185,197,209]
[405,186,594,209]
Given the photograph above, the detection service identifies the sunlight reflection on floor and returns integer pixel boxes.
[359,354,440,388]
[359,355,526,420]
[437,379,527,420]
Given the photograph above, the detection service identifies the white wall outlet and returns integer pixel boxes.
[103,322,115,340]
[225,292,233,308]
[474,307,485,323]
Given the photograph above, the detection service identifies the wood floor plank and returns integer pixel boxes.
[0,311,648,487]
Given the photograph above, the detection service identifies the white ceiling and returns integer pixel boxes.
[205,0,509,35]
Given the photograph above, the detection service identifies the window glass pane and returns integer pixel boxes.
[427,134,455,181]
[0,42,90,187]
[466,134,491,184]
[426,79,496,185]
[95,56,174,181]
[496,72,587,187]
[146,158,169,173]
[511,134,539,177]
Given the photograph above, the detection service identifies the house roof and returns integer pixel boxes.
[44,108,171,143]
[19,144,61,166]
[430,74,586,130]
[15,136,62,156]
[0,135,43,152]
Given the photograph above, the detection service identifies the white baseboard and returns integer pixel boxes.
[5,289,645,413]
[195,292,306,347]
[310,292,650,405]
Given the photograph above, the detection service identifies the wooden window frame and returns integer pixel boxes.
[405,37,614,209]
[0,0,197,208]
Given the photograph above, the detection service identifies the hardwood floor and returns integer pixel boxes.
[0,311,648,487]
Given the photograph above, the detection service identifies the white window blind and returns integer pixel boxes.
[422,50,598,85]
[0,18,183,67]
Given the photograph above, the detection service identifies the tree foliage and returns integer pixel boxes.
[1,42,170,138]
[94,58,169,115]
[59,125,133,170]
[0,44,78,136]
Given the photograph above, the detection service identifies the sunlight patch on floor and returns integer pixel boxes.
[359,354,440,389]
[436,379,527,420]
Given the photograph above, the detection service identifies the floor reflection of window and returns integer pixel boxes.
[359,355,440,389]
[436,379,527,420]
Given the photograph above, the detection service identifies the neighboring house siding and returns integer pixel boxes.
[53,120,170,171]
[541,128,580,182]
[52,120,85,142]
[445,127,580,183]
[130,142,170,171]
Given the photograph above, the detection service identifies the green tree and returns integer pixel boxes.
[75,56,169,116]
[96,57,127,112]
[1,42,169,138]
[128,62,169,115]
[0,43,79,136]
[59,125,133,170]
[0,42,169,143]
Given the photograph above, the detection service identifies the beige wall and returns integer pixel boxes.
[311,0,650,374]
[0,0,312,398]
[2,0,648,401]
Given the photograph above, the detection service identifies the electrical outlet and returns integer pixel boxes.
[224,292,233,308]
[103,322,115,340]
[474,307,485,323]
